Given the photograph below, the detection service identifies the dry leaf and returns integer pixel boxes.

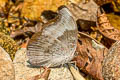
[21,0,68,21]
[97,8,120,41]
[96,8,120,48]
[67,0,99,21]
[73,32,108,80]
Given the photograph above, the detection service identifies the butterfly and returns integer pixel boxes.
[27,6,78,67]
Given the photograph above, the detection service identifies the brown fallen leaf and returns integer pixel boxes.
[67,0,99,22]
[10,22,43,38]
[96,8,120,46]
[73,32,108,80]
[21,0,68,21]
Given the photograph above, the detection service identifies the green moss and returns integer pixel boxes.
[0,32,19,60]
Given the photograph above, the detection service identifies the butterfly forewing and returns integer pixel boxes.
[27,7,78,67]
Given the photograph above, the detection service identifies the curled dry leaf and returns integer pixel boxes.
[96,8,120,48]
[10,22,43,38]
[97,8,120,41]
[10,22,43,46]
[73,32,108,80]
[102,41,120,80]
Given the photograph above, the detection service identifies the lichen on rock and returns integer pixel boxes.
[0,32,19,60]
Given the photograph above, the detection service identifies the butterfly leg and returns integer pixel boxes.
[29,66,51,80]
[68,61,78,71]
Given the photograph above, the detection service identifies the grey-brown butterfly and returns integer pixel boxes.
[27,6,78,67]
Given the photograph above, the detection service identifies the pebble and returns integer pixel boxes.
[102,41,120,80]
[0,46,15,80]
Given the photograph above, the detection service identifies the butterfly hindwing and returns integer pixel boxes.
[27,7,78,67]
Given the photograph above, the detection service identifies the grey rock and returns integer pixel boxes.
[102,41,120,80]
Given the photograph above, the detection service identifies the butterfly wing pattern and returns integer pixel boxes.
[27,7,78,67]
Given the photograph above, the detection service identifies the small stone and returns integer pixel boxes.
[0,46,15,80]
[48,67,73,80]
[102,41,120,80]
[13,48,73,80]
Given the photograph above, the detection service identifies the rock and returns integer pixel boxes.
[49,67,73,80]
[102,41,120,80]
[13,48,73,80]
[0,46,15,80]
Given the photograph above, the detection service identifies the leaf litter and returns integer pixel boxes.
[0,0,120,80]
